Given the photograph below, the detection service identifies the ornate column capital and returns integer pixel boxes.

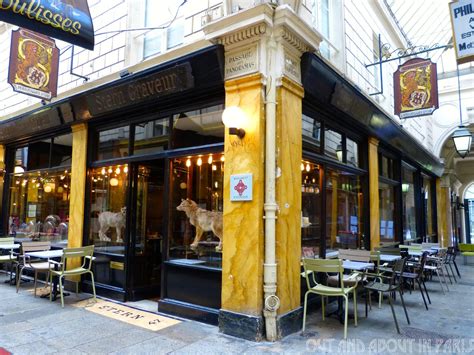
[203,4,322,84]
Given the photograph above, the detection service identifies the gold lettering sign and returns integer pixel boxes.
[8,28,59,100]
[0,0,94,50]
[87,63,194,116]
[110,261,124,270]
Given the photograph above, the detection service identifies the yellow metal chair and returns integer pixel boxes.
[49,245,96,307]
[302,258,358,339]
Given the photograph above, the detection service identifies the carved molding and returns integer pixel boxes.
[217,23,268,46]
[278,26,310,54]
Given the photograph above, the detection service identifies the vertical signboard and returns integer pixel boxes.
[393,58,439,119]
[449,0,474,64]
[0,0,94,50]
[8,28,60,101]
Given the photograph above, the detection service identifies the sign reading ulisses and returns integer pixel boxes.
[0,0,94,50]
[393,58,439,119]
[87,63,194,116]
[8,28,59,101]
[449,0,474,64]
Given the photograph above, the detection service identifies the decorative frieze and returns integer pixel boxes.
[217,24,267,47]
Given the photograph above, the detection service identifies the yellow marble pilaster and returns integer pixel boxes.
[368,137,380,250]
[0,145,5,172]
[222,74,265,316]
[436,178,450,247]
[275,77,304,315]
[68,123,88,276]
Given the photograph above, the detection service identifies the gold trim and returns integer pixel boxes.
[279,76,304,98]
[225,73,264,93]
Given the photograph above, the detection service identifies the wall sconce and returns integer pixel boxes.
[14,160,25,174]
[452,126,472,158]
[336,144,343,162]
[402,183,410,193]
[222,106,247,139]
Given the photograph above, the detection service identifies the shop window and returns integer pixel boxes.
[8,168,71,243]
[171,104,224,149]
[51,133,72,167]
[301,161,321,257]
[402,165,417,242]
[302,114,321,149]
[379,181,396,242]
[97,125,130,161]
[87,165,129,288]
[324,128,342,161]
[379,154,395,180]
[168,153,224,268]
[27,139,51,170]
[346,138,359,167]
[325,168,364,251]
[133,117,170,155]
[423,176,434,237]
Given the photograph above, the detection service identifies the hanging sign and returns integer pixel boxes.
[8,28,60,101]
[449,0,474,64]
[393,58,439,119]
[0,0,94,50]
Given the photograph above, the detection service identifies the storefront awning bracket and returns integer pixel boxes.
[61,45,90,83]
[365,33,452,96]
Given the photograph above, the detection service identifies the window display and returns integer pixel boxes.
[402,165,417,241]
[169,153,224,268]
[89,165,128,253]
[379,181,396,241]
[8,168,71,243]
[301,161,321,257]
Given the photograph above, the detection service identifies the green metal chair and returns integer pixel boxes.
[0,237,16,284]
[302,258,358,339]
[49,245,96,307]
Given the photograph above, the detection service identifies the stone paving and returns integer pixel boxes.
[0,262,473,354]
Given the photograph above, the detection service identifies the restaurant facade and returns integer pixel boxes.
[0,4,446,341]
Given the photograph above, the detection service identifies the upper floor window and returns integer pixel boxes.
[312,0,330,58]
[143,0,184,58]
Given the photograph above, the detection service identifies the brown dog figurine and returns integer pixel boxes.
[177,199,223,251]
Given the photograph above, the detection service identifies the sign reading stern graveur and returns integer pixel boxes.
[449,0,474,64]
[8,28,59,100]
[0,0,94,50]
[393,58,439,119]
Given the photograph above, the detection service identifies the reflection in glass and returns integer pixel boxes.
[134,118,169,155]
[301,161,321,257]
[346,138,359,167]
[169,154,224,268]
[171,105,224,149]
[379,182,396,241]
[423,176,433,236]
[97,126,130,160]
[402,167,416,241]
[326,169,363,250]
[324,128,342,161]
[8,168,71,243]
[302,114,321,149]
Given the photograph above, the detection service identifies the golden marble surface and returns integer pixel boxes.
[368,137,380,250]
[68,123,88,276]
[0,145,5,171]
[436,179,449,247]
[222,74,265,315]
[274,77,304,314]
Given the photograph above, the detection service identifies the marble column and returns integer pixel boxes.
[368,137,380,250]
[67,123,88,277]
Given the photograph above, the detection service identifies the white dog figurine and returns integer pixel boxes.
[176,199,223,251]
[98,207,126,243]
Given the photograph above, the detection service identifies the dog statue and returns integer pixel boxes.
[98,207,126,243]
[176,199,223,251]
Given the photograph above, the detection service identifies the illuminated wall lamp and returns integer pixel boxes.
[452,126,472,158]
[110,178,119,186]
[222,106,247,139]
[336,144,343,162]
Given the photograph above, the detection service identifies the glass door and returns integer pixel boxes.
[128,160,165,300]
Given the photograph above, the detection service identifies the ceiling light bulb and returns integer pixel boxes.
[305,163,310,172]
[220,156,225,162]
[115,167,121,174]
[208,155,213,164]
[108,167,113,174]
[197,157,202,166]
[124,166,128,174]
[186,158,191,167]
[101,168,106,175]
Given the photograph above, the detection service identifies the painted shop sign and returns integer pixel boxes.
[449,0,474,64]
[0,0,94,50]
[87,62,194,116]
[230,173,252,201]
[393,58,439,119]
[225,44,258,79]
[8,28,59,101]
